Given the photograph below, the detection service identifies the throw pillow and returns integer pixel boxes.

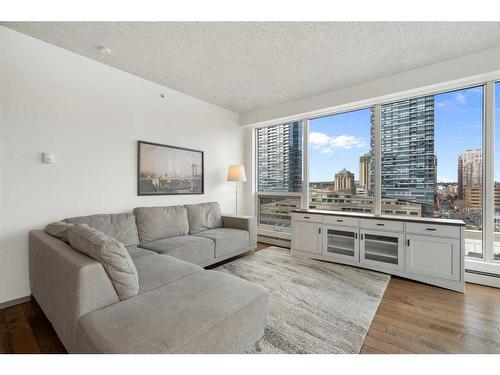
[67,224,139,300]
[45,221,75,243]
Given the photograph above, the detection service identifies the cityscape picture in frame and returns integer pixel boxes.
[138,141,204,195]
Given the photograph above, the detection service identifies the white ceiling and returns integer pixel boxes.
[3,22,500,113]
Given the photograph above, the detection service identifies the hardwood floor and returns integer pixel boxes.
[361,276,500,354]
[1,243,500,354]
[0,298,66,354]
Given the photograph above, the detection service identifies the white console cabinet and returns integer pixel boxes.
[291,210,465,292]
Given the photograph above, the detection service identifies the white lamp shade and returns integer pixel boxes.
[227,165,247,182]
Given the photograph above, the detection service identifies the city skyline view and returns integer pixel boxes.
[309,86,488,184]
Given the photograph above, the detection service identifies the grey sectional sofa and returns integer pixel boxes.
[29,202,268,353]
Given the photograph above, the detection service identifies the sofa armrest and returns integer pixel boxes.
[29,230,119,353]
[222,215,257,246]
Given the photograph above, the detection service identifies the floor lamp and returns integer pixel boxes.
[227,165,247,215]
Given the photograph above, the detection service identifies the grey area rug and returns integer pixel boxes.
[215,246,390,354]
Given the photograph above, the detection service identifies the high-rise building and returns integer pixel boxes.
[372,96,436,211]
[465,186,483,210]
[334,168,356,195]
[257,122,303,192]
[458,148,482,200]
[359,153,371,191]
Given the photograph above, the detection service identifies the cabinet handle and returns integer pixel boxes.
[318,227,321,234]
[425,228,437,231]
[407,239,410,246]
[337,219,343,222]
[361,233,364,240]
[355,232,358,239]
[376,223,385,226]
[303,216,310,219]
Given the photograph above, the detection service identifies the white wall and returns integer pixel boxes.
[0,27,245,305]
[240,45,500,126]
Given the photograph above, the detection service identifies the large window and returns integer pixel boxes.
[255,80,500,275]
[380,87,484,258]
[308,108,375,213]
[256,122,303,228]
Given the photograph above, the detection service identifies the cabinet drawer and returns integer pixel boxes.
[405,222,461,238]
[291,213,322,223]
[360,218,403,232]
[323,215,359,227]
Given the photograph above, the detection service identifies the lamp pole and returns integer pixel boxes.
[235,181,238,215]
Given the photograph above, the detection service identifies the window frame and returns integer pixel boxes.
[254,121,307,236]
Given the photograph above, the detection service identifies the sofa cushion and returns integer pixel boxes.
[194,228,249,258]
[133,254,202,294]
[134,206,189,242]
[125,245,157,260]
[45,221,74,243]
[76,271,269,353]
[139,236,215,266]
[67,224,139,301]
[185,202,223,234]
[64,213,139,246]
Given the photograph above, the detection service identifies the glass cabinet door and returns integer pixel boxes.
[361,230,404,269]
[324,226,359,261]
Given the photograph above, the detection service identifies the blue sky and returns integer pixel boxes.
[434,86,483,182]
[309,85,499,183]
[309,108,371,182]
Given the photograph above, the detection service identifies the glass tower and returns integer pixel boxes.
[257,122,303,192]
[372,96,436,213]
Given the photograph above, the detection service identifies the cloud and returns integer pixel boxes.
[309,132,366,154]
[455,92,466,104]
[435,91,468,108]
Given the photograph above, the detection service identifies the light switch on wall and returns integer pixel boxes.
[42,152,55,164]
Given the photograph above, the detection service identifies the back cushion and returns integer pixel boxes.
[133,205,189,243]
[67,224,139,301]
[64,213,139,246]
[185,202,223,234]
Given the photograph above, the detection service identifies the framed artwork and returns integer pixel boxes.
[137,141,204,195]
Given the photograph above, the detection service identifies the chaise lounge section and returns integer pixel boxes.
[29,202,268,353]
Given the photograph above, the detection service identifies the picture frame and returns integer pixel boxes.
[137,140,204,195]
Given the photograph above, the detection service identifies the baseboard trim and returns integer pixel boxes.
[0,295,31,310]
[465,270,500,288]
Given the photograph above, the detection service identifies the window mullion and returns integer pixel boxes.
[374,104,382,215]
[302,119,310,209]
[484,81,495,263]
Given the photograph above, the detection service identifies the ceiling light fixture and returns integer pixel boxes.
[98,47,113,56]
